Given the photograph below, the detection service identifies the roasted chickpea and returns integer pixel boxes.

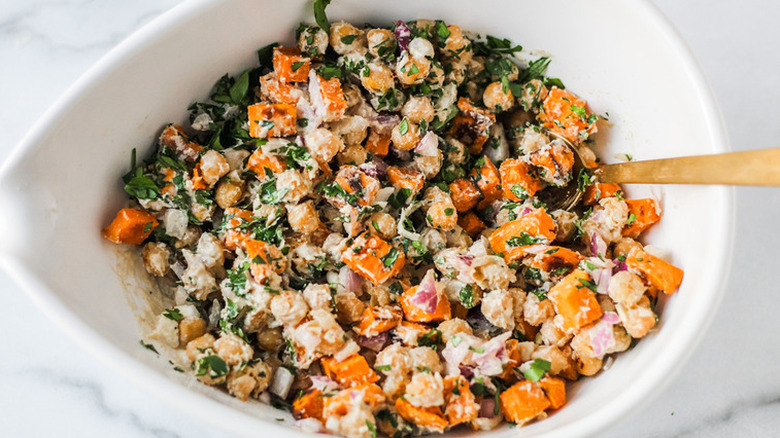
[391,118,422,151]
[483,81,515,112]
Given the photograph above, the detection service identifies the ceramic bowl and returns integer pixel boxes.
[0,0,732,436]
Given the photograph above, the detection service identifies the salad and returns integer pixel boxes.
[102,6,684,437]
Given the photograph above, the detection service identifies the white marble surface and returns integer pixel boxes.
[1,1,779,436]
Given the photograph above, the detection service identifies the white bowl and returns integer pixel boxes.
[0,0,732,436]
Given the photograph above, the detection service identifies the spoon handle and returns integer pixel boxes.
[594,147,780,185]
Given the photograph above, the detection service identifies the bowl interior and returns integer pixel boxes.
[0,0,731,436]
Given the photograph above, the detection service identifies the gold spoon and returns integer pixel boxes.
[538,132,780,211]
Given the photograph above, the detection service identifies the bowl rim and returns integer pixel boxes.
[0,0,734,436]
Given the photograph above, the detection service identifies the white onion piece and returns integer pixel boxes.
[270,367,294,398]
[296,418,323,433]
[414,132,439,157]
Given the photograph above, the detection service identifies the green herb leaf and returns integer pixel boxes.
[506,232,547,247]
[313,0,333,32]
[626,212,637,225]
[291,61,306,72]
[340,34,357,44]
[381,248,400,268]
[163,308,183,322]
[458,284,475,309]
[398,118,409,136]
[523,358,551,382]
[229,69,250,104]
[257,43,279,69]
[194,355,229,378]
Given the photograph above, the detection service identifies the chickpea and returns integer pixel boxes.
[614,237,643,258]
[329,21,366,55]
[175,225,200,249]
[443,25,472,61]
[366,28,395,58]
[408,346,443,374]
[270,290,310,327]
[414,153,443,180]
[483,81,515,113]
[287,201,321,234]
[142,242,170,277]
[616,296,656,339]
[186,333,215,362]
[304,127,344,164]
[276,169,312,204]
[190,201,215,223]
[391,118,422,151]
[437,318,472,343]
[427,201,458,231]
[550,209,578,242]
[518,79,549,110]
[360,62,395,94]
[337,144,369,166]
[199,150,230,186]
[523,293,556,326]
[608,271,646,306]
[303,283,334,311]
[214,333,254,366]
[407,37,435,60]
[342,83,363,108]
[298,25,328,58]
[395,53,430,86]
[577,355,603,376]
[405,372,444,407]
[444,137,467,164]
[368,212,396,240]
[330,116,370,146]
[532,345,576,379]
[426,62,445,88]
[215,180,244,209]
[334,291,365,324]
[178,316,207,345]
[481,290,515,330]
[256,326,284,352]
[401,96,435,124]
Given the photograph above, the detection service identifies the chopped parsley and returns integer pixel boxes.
[163,308,183,322]
[381,248,400,268]
[523,358,551,382]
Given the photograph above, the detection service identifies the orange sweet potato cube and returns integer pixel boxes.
[622,198,661,238]
[500,380,551,426]
[537,87,598,145]
[548,269,603,330]
[448,178,483,213]
[272,47,311,83]
[248,103,297,138]
[387,166,425,193]
[321,354,379,387]
[342,233,405,285]
[625,248,683,294]
[499,158,545,201]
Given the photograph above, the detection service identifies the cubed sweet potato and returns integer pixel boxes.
[457,211,486,238]
[448,98,496,154]
[354,306,403,336]
[387,166,425,193]
[443,375,478,426]
[400,285,451,323]
[365,129,391,157]
[488,208,557,257]
[548,269,603,330]
[245,239,285,284]
[538,377,567,410]
[324,384,386,416]
[311,74,347,122]
[448,178,483,213]
[321,354,379,387]
[248,103,298,138]
[102,208,158,245]
[500,380,551,426]
[499,158,545,201]
[246,148,287,179]
[583,183,622,206]
[622,198,661,238]
[273,46,311,83]
[395,398,448,432]
[342,233,406,285]
[625,248,683,294]
[470,156,502,209]
[293,389,324,421]
[537,87,598,145]
[222,208,254,251]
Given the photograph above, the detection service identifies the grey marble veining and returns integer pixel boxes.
[2,0,780,437]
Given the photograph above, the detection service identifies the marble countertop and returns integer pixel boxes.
[2,1,779,436]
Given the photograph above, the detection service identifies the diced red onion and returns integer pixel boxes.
[410,270,439,313]
[479,397,497,418]
[592,268,612,295]
[388,145,411,161]
[357,332,389,352]
[472,332,512,376]
[360,157,388,180]
[309,375,340,393]
[602,311,620,325]
[414,132,439,157]
[442,336,474,375]
[612,259,628,273]
[394,21,412,51]
[589,232,608,258]
[339,265,364,295]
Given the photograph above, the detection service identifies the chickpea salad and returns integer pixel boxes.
[103,6,684,438]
